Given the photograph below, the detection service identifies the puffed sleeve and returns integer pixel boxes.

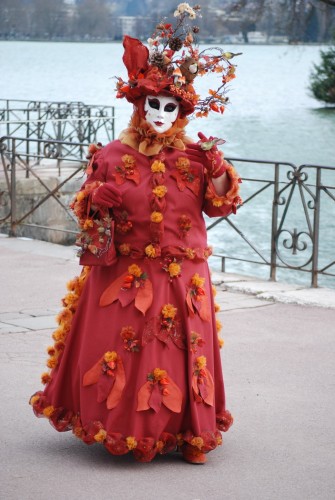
[202,162,242,217]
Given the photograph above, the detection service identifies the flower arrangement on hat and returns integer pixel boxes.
[115,3,241,118]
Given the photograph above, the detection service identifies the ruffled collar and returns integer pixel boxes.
[119,115,191,156]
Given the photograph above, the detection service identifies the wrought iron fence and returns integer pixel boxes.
[209,157,335,288]
[0,135,334,287]
[0,99,115,173]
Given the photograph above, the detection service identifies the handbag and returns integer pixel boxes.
[76,201,117,267]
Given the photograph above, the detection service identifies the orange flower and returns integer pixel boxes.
[29,395,40,406]
[43,405,55,418]
[168,262,181,277]
[103,351,118,363]
[151,160,165,173]
[152,185,167,198]
[156,440,164,452]
[41,372,51,385]
[120,326,136,340]
[176,433,184,446]
[94,429,107,442]
[76,190,86,202]
[153,368,168,381]
[196,355,207,370]
[122,154,136,166]
[176,156,190,172]
[126,436,137,450]
[185,248,196,260]
[216,319,222,332]
[214,302,220,312]
[161,304,177,319]
[47,356,57,369]
[83,219,94,230]
[145,244,156,258]
[216,434,223,445]
[128,264,142,277]
[119,243,131,255]
[190,436,204,450]
[218,336,225,348]
[191,273,205,287]
[212,197,224,207]
[150,211,163,223]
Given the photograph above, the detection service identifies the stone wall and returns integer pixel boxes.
[0,174,83,245]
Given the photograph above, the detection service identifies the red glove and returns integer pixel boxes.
[187,132,227,178]
[91,182,122,208]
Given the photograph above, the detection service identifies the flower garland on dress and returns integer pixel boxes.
[41,266,91,385]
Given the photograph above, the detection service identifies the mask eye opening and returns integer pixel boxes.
[148,98,160,110]
[164,103,178,112]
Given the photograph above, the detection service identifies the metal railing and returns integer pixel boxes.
[208,157,335,288]
[0,99,115,173]
[0,135,334,287]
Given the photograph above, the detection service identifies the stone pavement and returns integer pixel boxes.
[1,234,335,500]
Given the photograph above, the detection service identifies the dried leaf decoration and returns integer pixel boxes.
[137,368,182,413]
[113,154,140,186]
[192,356,214,406]
[186,273,210,322]
[83,351,126,410]
[100,264,153,315]
[142,304,186,349]
[171,157,200,195]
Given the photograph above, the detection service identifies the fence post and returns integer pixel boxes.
[311,167,321,287]
[270,163,279,281]
[9,139,17,237]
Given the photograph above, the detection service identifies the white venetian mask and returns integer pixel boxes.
[144,95,180,134]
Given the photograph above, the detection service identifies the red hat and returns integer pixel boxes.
[115,4,241,118]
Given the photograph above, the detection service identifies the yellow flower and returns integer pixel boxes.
[104,351,118,363]
[151,160,165,173]
[150,211,163,223]
[119,243,131,255]
[43,405,55,418]
[145,244,156,258]
[218,336,225,348]
[126,436,137,450]
[128,264,142,277]
[190,437,204,449]
[212,197,224,207]
[216,319,222,332]
[153,368,168,381]
[168,262,181,277]
[196,355,207,370]
[161,304,177,319]
[152,185,167,198]
[122,154,136,166]
[191,273,205,287]
[94,429,107,442]
[216,434,223,445]
[29,395,40,406]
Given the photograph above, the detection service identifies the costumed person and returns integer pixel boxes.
[30,3,242,464]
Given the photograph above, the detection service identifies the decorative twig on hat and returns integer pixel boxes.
[115,3,241,118]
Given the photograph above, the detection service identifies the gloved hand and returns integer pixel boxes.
[186,132,227,178]
[91,182,122,208]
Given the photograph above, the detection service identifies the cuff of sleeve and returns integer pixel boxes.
[206,151,228,178]
[205,164,242,213]
[70,180,103,223]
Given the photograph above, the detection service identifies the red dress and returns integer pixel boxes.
[30,134,241,462]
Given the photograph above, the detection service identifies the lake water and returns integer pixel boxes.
[1,41,335,287]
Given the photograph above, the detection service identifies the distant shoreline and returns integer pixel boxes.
[0,38,330,47]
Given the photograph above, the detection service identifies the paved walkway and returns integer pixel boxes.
[1,234,334,500]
